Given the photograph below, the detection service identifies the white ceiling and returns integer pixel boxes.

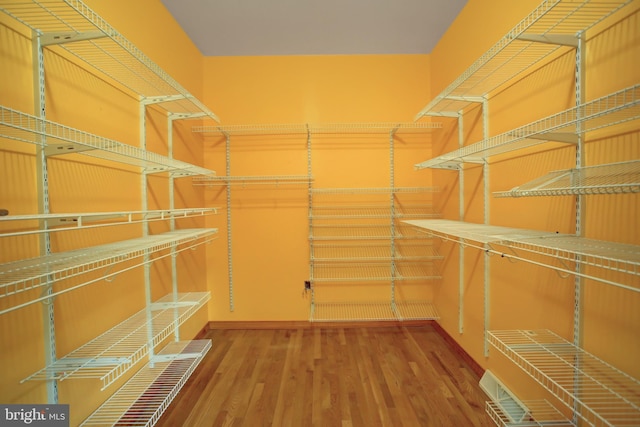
[160,0,468,56]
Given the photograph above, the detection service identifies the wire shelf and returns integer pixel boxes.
[313,243,442,262]
[0,228,217,313]
[309,300,438,322]
[403,219,558,244]
[494,160,640,197]
[416,85,640,169]
[0,1,218,120]
[80,339,212,426]
[311,225,392,241]
[310,205,439,220]
[488,330,640,427]
[486,400,574,427]
[192,175,312,186]
[0,208,217,238]
[313,264,392,282]
[395,262,441,281]
[312,187,439,194]
[22,292,209,390]
[0,105,216,177]
[415,0,632,118]
[192,122,442,136]
[403,219,640,284]
[313,244,392,262]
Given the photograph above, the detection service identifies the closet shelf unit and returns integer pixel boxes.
[80,339,212,427]
[0,1,220,424]
[414,0,632,119]
[310,185,441,322]
[415,85,639,170]
[0,208,217,238]
[493,160,640,197]
[411,0,637,423]
[22,292,210,390]
[488,330,640,427]
[0,1,218,119]
[403,219,640,291]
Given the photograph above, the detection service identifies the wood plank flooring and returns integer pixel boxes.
[157,324,494,427]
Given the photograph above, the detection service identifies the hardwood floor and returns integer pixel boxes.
[157,324,494,427]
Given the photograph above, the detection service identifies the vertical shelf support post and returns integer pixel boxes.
[225,133,234,312]
[33,30,58,404]
[307,125,315,318]
[390,129,397,314]
[458,112,465,334]
[482,98,491,357]
[168,115,179,340]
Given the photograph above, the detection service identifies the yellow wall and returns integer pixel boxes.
[0,0,209,425]
[430,0,640,408]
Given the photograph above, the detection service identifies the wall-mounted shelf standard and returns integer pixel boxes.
[0,208,218,237]
[0,106,217,176]
[192,175,312,186]
[415,0,632,118]
[493,160,640,197]
[488,329,640,427]
[309,301,439,322]
[0,1,218,120]
[80,339,212,426]
[403,219,640,290]
[22,292,209,390]
[416,85,640,170]
[0,228,217,315]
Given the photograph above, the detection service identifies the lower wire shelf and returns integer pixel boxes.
[309,300,438,322]
[486,400,574,427]
[22,292,210,390]
[81,339,211,427]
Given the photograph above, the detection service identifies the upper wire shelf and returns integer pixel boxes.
[312,187,439,194]
[403,219,640,290]
[415,0,633,118]
[22,292,209,390]
[80,339,212,426]
[416,85,640,170]
[0,208,218,237]
[192,175,312,186]
[0,228,217,315]
[0,105,217,176]
[493,160,640,197]
[488,329,640,427]
[0,0,219,120]
[192,122,442,136]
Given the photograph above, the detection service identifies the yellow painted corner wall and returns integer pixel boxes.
[0,1,208,425]
[201,54,433,321]
[430,0,640,410]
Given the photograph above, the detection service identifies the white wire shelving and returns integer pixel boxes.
[313,263,440,283]
[0,228,217,314]
[0,1,218,120]
[313,243,442,262]
[192,175,311,186]
[0,208,217,237]
[415,0,633,119]
[22,292,209,390]
[488,329,640,427]
[486,400,574,427]
[403,219,640,290]
[416,85,640,170]
[312,187,439,194]
[310,300,439,322]
[80,339,211,426]
[494,160,640,197]
[0,105,217,176]
[192,122,442,136]
[310,204,439,220]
